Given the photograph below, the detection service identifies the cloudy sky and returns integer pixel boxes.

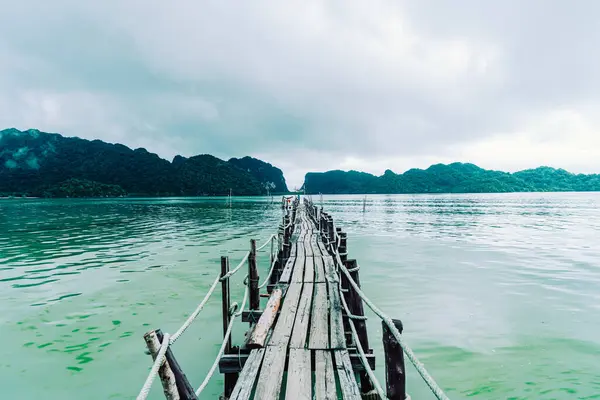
[2,1,600,188]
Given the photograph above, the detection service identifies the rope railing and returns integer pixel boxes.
[136,232,279,400]
[330,236,450,400]
[258,253,278,289]
[337,278,386,399]
[195,279,249,396]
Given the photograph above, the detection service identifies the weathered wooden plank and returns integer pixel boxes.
[268,283,303,346]
[313,256,326,283]
[323,255,339,283]
[296,236,306,258]
[279,256,296,283]
[304,235,314,258]
[285,349,311,400]
[308,283,329,349]
[328,280,346,349]
[317,240,328,254]
[314,350,337,400]
[229,348,265,400]
[253,345,287,400]
[289,240,297,258]
[303,252,315,282]
[311,239,322,257]
[289,283,313,348]
[291,249,306,283]
[334,350,361,400]
[246,288,283,348]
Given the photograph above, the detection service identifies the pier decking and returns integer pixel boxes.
[227,206,364,399]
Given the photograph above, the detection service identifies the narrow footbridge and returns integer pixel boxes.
[137,198,449,400]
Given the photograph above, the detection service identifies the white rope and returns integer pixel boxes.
[220,251,249,281]
[195,279,249,396]
[256,234,276,251]
[258,254,278,289]
[171,274,221,343]
[337,280,386,400]
[136,333,171,400]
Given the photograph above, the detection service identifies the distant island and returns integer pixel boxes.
[303,163,600,194]
[0,128,288,198]
[3,128,600,198]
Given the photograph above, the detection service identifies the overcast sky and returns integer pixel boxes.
[2,1,600,188]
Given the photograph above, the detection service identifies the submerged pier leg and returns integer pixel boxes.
[382,319,406,400]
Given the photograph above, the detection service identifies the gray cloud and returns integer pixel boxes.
[1,0,600,188]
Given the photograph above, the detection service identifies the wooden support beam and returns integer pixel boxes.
[218,352,375,373]
[246,288,283,348]
[155,330,199,400]
[382,319,406,400]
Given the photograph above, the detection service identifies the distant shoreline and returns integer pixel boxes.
[2,191,599,200]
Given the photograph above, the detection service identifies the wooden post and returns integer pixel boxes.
[283,215,290,262]
[339,231,347,263]
[155,330,199,400]
[220,256,237,400]
[382,319,406,400]
[221,256,232,353]
[248,239,260,311]
[321,213,328,243]
[346,259,374,394]
[143,330,179,400]
[327,216,335,251]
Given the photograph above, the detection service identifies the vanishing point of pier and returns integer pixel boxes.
[136,198,448,400]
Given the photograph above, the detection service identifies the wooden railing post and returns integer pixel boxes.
[382,319,406,400]
[144,329,198,400]
[221,256,232,353]
[321,212,328,244]
[143,330,179,400]
[338,228,345,262]
[327,216,335,251]
[220,256,237,400]
[248,239,260,311]
[283,215,291,262]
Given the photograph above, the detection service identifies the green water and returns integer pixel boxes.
[1,194,599,399]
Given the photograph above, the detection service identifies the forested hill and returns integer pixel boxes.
[228,156,288,193]
[0,128,288,197]
[303,163,600,194]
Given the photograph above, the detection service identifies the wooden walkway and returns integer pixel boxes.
[139,197,421,400]
[228,206,363,400]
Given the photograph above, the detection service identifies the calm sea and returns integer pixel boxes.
[1,194,599,399]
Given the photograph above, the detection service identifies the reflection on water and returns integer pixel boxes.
[1,193,600,399]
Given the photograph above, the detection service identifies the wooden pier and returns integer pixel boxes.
[137,196,447,400]
[221,199,378,399]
